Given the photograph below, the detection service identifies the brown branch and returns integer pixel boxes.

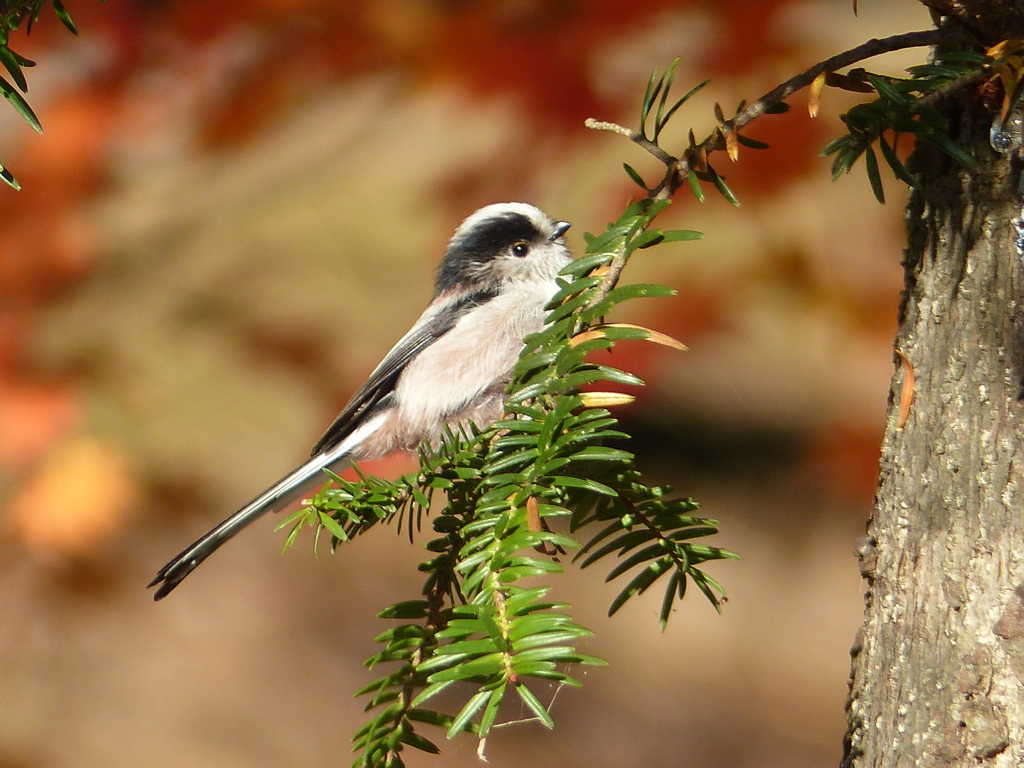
[725,29,947,135]
[584,119,676,165]
[581,29,958,318]
[578,233,629,315]
[914,63,992,112]
[588,28,952,196]
[680,29,952,191]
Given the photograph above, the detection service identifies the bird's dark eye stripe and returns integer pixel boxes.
[435,212,542,292]
[453,214,539,257]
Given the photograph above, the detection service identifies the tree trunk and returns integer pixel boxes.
[842,15,1024,767]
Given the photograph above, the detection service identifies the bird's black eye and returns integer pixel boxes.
[511,241,530,258]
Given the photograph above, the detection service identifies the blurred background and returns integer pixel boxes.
[0,1,929,766]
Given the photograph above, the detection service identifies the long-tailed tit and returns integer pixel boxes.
[149,203,572,599]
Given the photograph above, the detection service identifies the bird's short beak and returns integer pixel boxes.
[550,221,571,241]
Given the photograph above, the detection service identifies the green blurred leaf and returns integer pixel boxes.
[660,229,704,243]
[820,135,850,158]
[656,77,711,141]
[477,684,505,736]
[559,251,614,278]
[659,571,681,631]
[585,222,632,254]
[689,568,726,612]
[399,726,441,755]
[51,0,77,34]
[0,158,20,190]
[0,46,27,91]
[864,143,885,203]
[377,601,430,620]
[651,56,680,141]
[736,134,769,149]
[550,476,617,496]
[631,228,664,250]
[0,73,40,132]
[405,708,457,728]
[706,165,740,206]
[922,128,977,169]
[605,283,675,303]
[608,559,671,616]
[640,68,663,137]
[687,169,705,202]
[877,133,919,189]
[516,683,554,728]
[605,542,671,582]
[579,529,658,568]
[865,72,907,106]
[445,690,490,740]
[319,510,351,541]
[7,49,36,68]
[622,162,647,190]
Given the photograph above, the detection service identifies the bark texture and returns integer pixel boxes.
[917,0,1024,41]
[842,38,1024,768]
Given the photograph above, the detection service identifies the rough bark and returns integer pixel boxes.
[917,1,1024,43]
[842,21,1024,768]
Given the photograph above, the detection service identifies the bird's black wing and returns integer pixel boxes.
[310,289,496,455]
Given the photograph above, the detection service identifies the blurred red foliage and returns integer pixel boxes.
[0,0,877,544]
[800,423,884,501]
[717,102,827,193]
[0,379,81,469]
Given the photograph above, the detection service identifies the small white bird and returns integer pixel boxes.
[150,203,572,599]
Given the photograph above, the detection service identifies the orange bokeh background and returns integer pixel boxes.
[0,2,930,767]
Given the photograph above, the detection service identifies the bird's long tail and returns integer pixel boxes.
[148,444,351,600]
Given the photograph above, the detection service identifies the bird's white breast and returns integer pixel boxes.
[394,280,555,436]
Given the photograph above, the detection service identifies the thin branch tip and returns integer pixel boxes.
[585,118,635,137]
